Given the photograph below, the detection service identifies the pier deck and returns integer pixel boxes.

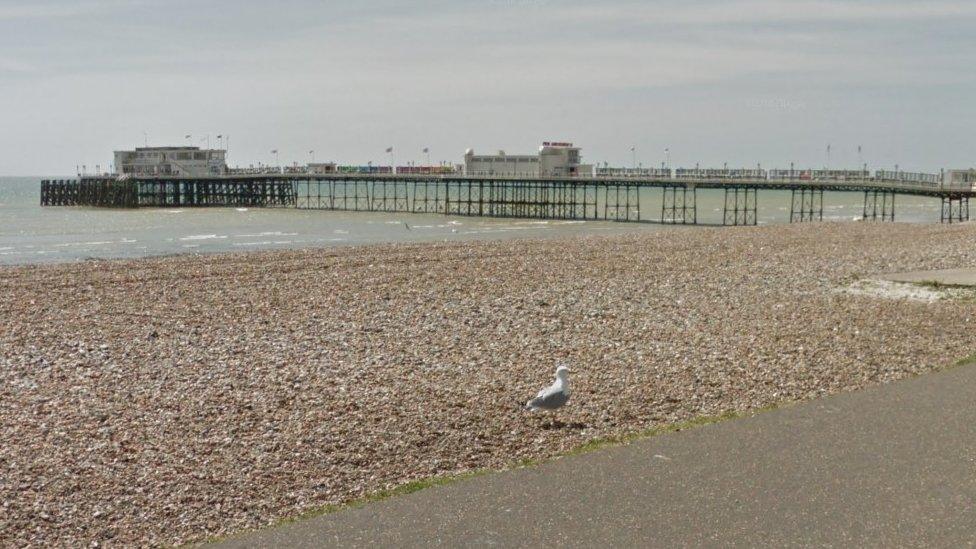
[40,174,976,225]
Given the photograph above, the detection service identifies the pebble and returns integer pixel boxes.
[2,222,976,546]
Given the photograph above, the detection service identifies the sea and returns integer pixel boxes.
[0,177,944,266]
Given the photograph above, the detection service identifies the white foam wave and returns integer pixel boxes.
[233,231,298,238]
[179,234,228,241]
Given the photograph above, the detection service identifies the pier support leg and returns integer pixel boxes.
[790,188,823,222]
[862,190,895,222]
[604,184,640,221]
[941,195,969,224]
[662,185,697,224]
[723,187,758,226]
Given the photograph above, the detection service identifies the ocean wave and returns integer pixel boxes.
[179,234,228,241]
[233,231,298,238]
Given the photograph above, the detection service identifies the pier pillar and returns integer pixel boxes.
[300,178,334,209]
[862,190,895,222]
[723,187,758,226]
[790,188,823,222]
[941,195,969,224]
[661,185,697,224]
[583,184,598,220]
[604,184,640,221]
[412,179,443,214]
[370,180,408,212]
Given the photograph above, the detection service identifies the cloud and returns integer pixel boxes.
[0,0,148,20]
[0,56,36,74]
[547,0,976,26]
[1,0,975,173]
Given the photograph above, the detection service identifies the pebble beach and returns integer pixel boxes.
[3,221,976,546]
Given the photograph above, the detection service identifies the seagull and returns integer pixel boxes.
[525,365,571,412]
[403,222,412,231]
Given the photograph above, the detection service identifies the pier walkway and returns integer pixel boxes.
[214,361,976,547]
[41,174,974,225]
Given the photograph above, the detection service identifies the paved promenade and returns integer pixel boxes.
[216,363,976,547]
[883,267,976,286]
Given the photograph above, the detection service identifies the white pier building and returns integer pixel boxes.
[114,146,227,177]
[464,142,591,177]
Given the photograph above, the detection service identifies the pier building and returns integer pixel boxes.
[946,169,976,187]
[464,142,590,177]
[464,149,539,177]
[307,162,338,174]
[114,146,227,177]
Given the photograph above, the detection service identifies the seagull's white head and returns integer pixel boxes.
[555,365,571,379]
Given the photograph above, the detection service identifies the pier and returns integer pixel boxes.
[41,174,976,225]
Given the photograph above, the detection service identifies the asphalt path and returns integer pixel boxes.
[883,268,976,286]
[215,363,976,547]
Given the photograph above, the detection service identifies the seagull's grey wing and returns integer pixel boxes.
[527,384,569,410]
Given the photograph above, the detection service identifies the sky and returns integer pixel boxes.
[1,0,974,175]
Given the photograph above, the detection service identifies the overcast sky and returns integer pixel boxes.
[1,0,974,175]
